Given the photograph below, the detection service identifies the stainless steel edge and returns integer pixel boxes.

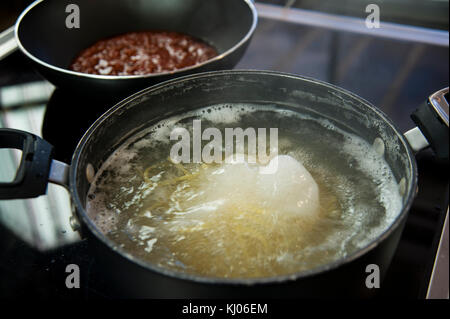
[429,87,449,127]
[427,207,449,299]
[404,126,430,153]
[0,26,18,61]
[255,3,449,47]
[48,159,70,188]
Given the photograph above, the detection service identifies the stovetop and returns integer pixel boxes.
[0,3,448,299]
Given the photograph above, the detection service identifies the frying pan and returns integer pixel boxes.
[2,0,257,97]
[0,70,448,298]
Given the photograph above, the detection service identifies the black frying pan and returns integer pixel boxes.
[10,0,257,97]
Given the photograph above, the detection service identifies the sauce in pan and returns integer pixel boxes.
[70,31,218,76]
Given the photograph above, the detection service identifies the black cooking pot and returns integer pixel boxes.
[13,0,257,97]
[0,71,448,298]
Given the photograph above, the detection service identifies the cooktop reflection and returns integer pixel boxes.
[41,89,125,163]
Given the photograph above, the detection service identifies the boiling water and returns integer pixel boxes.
[86,104,403,279]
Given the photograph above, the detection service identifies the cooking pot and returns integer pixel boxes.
[0,71,448,298]
[8,0,257,98]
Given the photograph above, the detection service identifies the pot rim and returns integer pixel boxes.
[70,70,418,286]
[14,0,258,81]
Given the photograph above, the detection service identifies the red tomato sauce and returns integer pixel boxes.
[70,31,218,76]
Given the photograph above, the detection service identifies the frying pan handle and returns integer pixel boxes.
[0,128,62,199]
[408,87,449,161]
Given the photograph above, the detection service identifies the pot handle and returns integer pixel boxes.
[406,87,449,161]
[0,128,69,199]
